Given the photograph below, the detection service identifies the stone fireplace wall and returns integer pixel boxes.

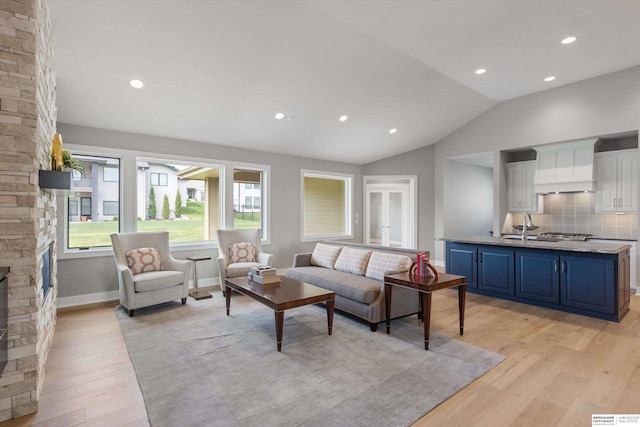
[0,0,58,421]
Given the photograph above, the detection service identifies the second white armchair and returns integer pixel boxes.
[216,229,273,295]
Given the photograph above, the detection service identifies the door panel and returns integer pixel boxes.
[368,191,383,245]
[446,243,477,289]
[364,179,415,248]
[388,191,404,247]
[516,250,560,303]
[561,255,615,314]
[478,246,514,295]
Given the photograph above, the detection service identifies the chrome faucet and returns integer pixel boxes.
[525,213,533,228]
[521,213,533,241]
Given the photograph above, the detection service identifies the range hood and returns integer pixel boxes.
[533,139,597,193]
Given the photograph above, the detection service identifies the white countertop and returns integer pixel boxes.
[443,235,631,254]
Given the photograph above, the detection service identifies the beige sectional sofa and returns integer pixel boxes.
[286,241,427,331]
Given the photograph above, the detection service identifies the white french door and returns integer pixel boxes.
[364,176,416,249]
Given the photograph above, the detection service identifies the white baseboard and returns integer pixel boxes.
[57,290,119,308]
[57,278,221,309]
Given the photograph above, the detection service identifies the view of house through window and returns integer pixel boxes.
[136,159,222,243]
[67,154,120,248]
[302,170,352,240]
[233,169,263,233]
[66,150,269,249]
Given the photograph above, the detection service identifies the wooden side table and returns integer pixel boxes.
[384,271,466,350]
[187,255,212,300]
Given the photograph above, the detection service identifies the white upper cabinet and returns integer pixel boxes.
[595,149,638,213]
[507,161,540,213]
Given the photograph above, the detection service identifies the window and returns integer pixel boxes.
[67,154,120,248]
[150,172,168,186]
[233,168,265,234]
[103,201,119,216]
[68,200,78,216]
[301,170,352,241]
[61,145,270,252]
[103,166,119,182]
[72,170,82,181]
[138,159,222,243]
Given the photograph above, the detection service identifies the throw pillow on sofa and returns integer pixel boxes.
[311,243,342,269]
[229,242,256,263]
[365,251,412,281]
[334,247,372,276]
[126,247,163,275]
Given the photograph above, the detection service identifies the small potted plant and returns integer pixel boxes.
[62,150,84,173]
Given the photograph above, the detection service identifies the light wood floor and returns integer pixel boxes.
[5,291,640,426]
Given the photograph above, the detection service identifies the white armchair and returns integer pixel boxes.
[216,229,273,295]
[110,231,192,317]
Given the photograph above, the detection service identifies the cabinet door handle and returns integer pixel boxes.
[619,197,622,207]
[478,252,483,263]
[561,261,567,273]
[554,260,559,273]
[614,198,617,208]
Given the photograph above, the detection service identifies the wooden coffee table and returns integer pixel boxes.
[224,275,335,351]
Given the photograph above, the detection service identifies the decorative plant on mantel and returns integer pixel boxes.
[62,149,83,174]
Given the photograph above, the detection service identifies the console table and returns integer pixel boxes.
[384,271,466,350]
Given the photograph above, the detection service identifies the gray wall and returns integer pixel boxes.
[56,124,364,299]
[433,66,640,260]
[443,160,493,238]
[363,144,436,254]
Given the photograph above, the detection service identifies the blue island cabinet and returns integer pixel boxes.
[477,246,514,295]
[446,241,630,321]
[561,255,615,314]
[445,242,477,288]
[446,243,514,294]
[515,250,560,304]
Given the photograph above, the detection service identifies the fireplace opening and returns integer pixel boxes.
[41,243,53,303]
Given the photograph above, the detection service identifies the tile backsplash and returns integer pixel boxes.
[507,192,638,240]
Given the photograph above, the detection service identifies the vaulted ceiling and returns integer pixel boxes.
[50,0,640,164]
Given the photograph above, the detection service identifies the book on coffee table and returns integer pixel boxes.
[249,266,277,277]
[248,272,281,284]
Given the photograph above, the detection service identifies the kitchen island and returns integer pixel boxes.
[445,236,631,321]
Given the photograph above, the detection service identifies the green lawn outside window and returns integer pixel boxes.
[68,202,261,247]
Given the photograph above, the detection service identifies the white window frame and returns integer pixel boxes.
[58,145,123,257]
[58,144,271,258]
[300,169,353,242]
[231,164,270,244]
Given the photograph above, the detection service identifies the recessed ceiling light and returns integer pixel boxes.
[561,36,577,44]
[544,76,556,82]
[274,112,285,120]
[475,68,487,75]
[339,115,348,122]
[129,79,144,89]
[389,128,397,134]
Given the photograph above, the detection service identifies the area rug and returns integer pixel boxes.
[115,293,504,427]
